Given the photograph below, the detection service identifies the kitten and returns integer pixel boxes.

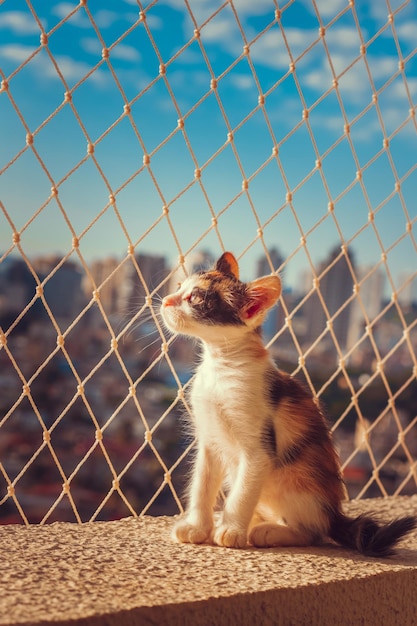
[160,251,416,556]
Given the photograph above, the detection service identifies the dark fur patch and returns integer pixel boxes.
[261,421,277,458]
[267,373,287,406]
[266,370,310,407]
[276,441,305,467]
[264,370,334,469]
[189,274,247,326]
[261,419,306,467]
[276,409,334,471]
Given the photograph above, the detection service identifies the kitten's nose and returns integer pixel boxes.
[162,294,181,307]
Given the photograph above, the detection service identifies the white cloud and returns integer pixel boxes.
[325,26,362,50]
[249,30,290,69]
[230,0,281,18]
[145,14,164,30]
[302,64,332,91]
[51,3,139,31]
[310,110,346,134]
[394,21,417,46]
[0,43,37,63]
[300,0,349,20]
[405,77,417,98]
[367,55,398,80]
[201,17,236,43]
[228,74,254,90]
[303,52,398,106]
[0,42,109,88]
[367,0,416,28]
[42,55,109,86]
[93,10,122,29]
[51,3,91,28]
[80,38,102,55]
[111,44,141,62]
[0,11,41,34]
[81,37,140,62]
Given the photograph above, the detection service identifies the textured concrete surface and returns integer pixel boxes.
[1,496,417,626]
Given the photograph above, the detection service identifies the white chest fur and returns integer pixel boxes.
[190,345,270,450]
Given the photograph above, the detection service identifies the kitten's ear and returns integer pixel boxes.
[215,251,240,279]
[241,275,281,320]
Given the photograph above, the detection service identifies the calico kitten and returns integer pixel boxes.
[160,251,416,555]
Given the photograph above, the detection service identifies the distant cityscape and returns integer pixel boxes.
[0,247,416,523]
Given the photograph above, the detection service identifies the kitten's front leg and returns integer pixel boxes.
[213,455,267,549]
[173,445,223,545]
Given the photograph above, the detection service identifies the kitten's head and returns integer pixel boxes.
[160,252,281,342]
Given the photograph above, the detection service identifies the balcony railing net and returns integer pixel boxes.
[0,0,416,524]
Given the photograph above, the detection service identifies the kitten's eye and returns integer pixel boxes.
[185,288,203,305]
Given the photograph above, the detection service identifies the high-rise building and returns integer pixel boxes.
[85,257,121,314]
[305,246,356,351]
[85,253,170,317]
[346,266,384,354]
[398,272,417,308]
[256,248,283,278]
[32,256,85,320]
[0,258,36,315]
[124,253,170,313]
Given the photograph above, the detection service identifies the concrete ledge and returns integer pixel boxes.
[1,496,417,626]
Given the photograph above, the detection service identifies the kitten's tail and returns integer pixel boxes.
[329,511,416,557]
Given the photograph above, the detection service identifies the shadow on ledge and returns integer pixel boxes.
[1,495,417,626]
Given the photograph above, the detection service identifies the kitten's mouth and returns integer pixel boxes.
[160,304,181,332]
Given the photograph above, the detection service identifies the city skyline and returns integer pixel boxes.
[2,239,417,304]
[2,244,416,361]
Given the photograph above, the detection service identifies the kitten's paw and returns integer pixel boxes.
[213,524,247,549]
[172,519,212,545]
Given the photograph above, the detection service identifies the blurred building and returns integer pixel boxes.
[85,253,170,316]
[346,266,385,358]
[85,257,121,314]
[398,273,417,308]
[304,246,356,351]
[125,253,170,311]
[0,258,36,317]
[36,258,85,320]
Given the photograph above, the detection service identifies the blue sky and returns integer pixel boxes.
[1,0,416,291]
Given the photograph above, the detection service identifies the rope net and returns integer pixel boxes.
[0,0,416,524]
